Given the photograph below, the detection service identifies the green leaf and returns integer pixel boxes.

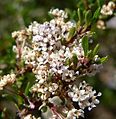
[48,73,53,81]
[71,10,78,20]
[87,50,92,59]
[72,53,78,66]
[77,8,83,25]
[93,7,100,20]
[100,56,108,63]
[67,27,76,41]
[82,36,89,56]
[85,10,92,27]
[24,82,30,96]
[65,58,71,66]
[92,44,100,57]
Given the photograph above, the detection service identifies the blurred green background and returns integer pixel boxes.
[0,0,116,119]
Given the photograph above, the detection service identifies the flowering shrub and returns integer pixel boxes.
[0,1,115,119]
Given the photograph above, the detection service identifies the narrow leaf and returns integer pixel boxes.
[67,27,76,42]
[82,36,89,56]
[100,56,108,63]
[24,82,30,96]
[72,53,78,66]
[65,58,71,66]
[85,10,92,26]
[77,8,83,25]
[93,8,100,20]
[71,10,78,20]
[87,50,92,59]
[92,44,100,57]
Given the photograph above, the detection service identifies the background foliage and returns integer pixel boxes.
[0,0,116,119]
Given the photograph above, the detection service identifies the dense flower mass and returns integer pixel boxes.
[12,8,102,84]
[0,73,16,90]
[0,8,105,119]
[97,1,115,30]
[100,1,115,16]
[68,81,102,110]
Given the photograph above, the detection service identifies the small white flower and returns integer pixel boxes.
[68,81,101,110]
[97,20,106,29]
[108,1,115,9]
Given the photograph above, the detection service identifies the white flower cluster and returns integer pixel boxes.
[68,81,101,111]
[12,9,102,119]
[12,8,101,83]
[66,108,84,119]
[97,1,115,30]
[49,8,68,18]
[31,81,59,100]
[12,30,30,42]
[101,1,115,16]
[0,73,16,90]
